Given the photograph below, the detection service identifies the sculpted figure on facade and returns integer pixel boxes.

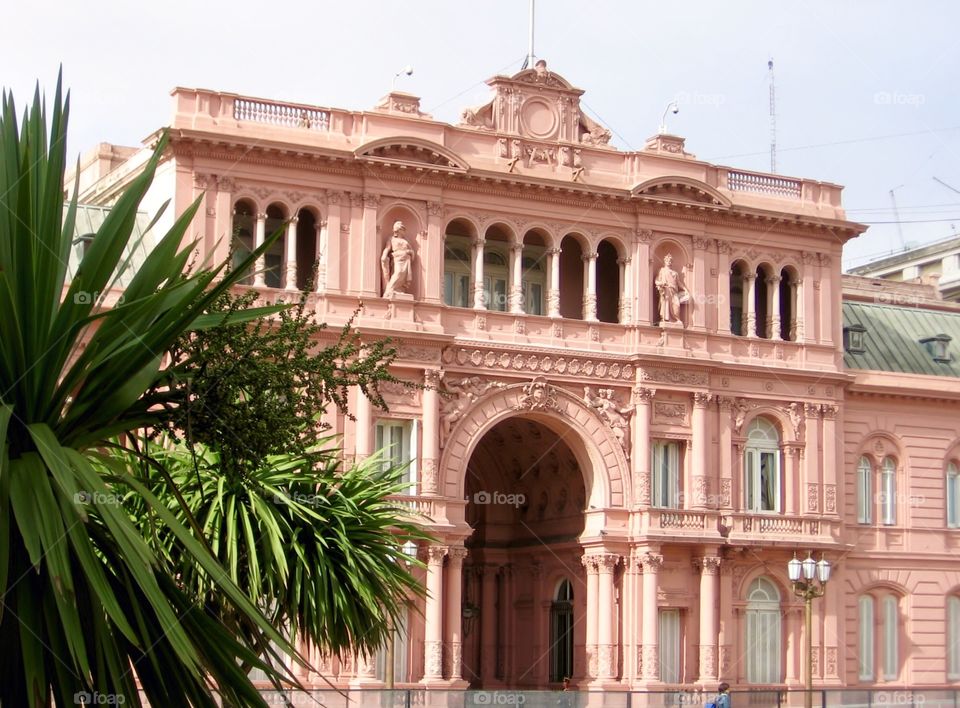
[578,111,612,146]
[584,386,633,456]
[439,375,505,445]
[381,220,415,298]
[655,253,689,325]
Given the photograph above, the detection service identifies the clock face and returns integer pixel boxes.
[520,97,559,140]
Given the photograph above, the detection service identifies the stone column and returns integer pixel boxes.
[253,212,267,287]
[596,554,619,680]
[212,177,235,268]
[785,445,801,515]
[743,272,756,337]
[801,253,817,344]
[717,398,734,510]
[422,545,447,682]
[480,564,498,683]
[313,220,327,292]
[284,216,299,290]
[785,609,800,684]
[472,237,486,310]
[697,556,721,683]
[582,555,600,679]
[692,238,709,329]
[717,562,733,681]
[421,369,441,495]
[821,404,839,514]
[354,385,373,462]
[618,257,632,324]
[692,393,713,509]
[583,251,598,321]
[633,387,655,507]
[804,403,822,515]
[717,242,732,335]
[324,192,343,292]
[641,551,663,680]
[789,278,800,341]
[425,202,444,303]
[360,193,380,297]
[819,255,836,347]
[635,228,653,326]
[446,546,468,681]
[547,247,561,318]
[510,243,524,314]
[769,275,782,340]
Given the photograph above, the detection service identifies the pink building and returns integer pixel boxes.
[72,63,960,697]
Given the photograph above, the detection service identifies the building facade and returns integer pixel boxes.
[73,63,960,693]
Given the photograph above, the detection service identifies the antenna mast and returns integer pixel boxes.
[526,0,536,69]
[889,185,906,250]
[768,58,777,173]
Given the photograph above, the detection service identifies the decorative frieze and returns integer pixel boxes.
[638,367,709,387]
[441,346,634,380]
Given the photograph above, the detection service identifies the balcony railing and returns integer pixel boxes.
[728,169,802,199]
[654,508,708,530]
[234,97,330,131]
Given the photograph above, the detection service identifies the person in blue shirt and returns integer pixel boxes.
[716,682,731,708]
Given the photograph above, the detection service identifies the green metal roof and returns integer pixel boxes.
[66,203,156,288]
[843,300,960,377]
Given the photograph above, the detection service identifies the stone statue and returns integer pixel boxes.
[439,376,505,445]
[655,253,688,325]
[585,386,633,455]
[578,112,612,146]
[381,220,414,298]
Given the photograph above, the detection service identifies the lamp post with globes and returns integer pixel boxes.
[788,552,832,708]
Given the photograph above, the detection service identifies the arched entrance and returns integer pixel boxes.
[461,416,586,689]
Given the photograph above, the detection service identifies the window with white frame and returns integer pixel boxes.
[443,240,471,307]
[857,456,873,524]
[880,457,897,525]
[745,577,782,684]
[858,595,875,681]
[483,250,508,312]
[949,595,960,680]
[948,462,960,528]
[659,609,681,683]
[652,440,681,509]
[744,418,781,512]
[375,607,409,683]
[375,420,418,494]
[521,253,546,315]
[882,595,899,680]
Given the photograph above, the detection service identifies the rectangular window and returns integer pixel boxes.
[652,441,681,509]
[483,275,507,312]
[745,449,780,512]
[375,609,409,683]
[858,596,874,681]
[264,253,282,288]
[746,609,781,683]
[375,420,418,494]
[857,459,873,524]
[883,596,898,680]
[523,281,543,316]
[949,469,960,528]
[881,463,896,525]
[949,597,960,679]
[659,609,681,683]
[444,272,470,307]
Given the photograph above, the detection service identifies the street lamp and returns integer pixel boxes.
[788,552,831,708]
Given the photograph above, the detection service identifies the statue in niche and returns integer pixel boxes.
[381,220,414,298]
[655,253,689,325]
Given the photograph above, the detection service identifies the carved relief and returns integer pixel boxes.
[516,377,561,413]
[439,376,506,446]
[825,647,838,676]
[807,483,820,512]
[824,484,837,513]
[653,401,687,424]
[785,402,805,440]
[421,458,439,495]
[700,644,718,678]
[584,387,633,456]
[720,479,732,507]
[442,347,634,381]
[639,367,709,386]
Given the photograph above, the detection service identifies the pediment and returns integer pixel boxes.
[631,177,731,208]
[355,137,469,173]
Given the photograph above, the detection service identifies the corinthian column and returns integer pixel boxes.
[422,545,447,683]
[284,216,298,290]
[641,551,663,680]
[743,272,756,336]
[547,247,561,318]
[421,369,441,495]
[446,546,468,681]
[509,242,524,314]
[582,555,599,679]
[697,555,721,683]
[633,387,656,507]
[253,212,267,287]
[583,251,598,321]
[596,554,620,681]
[472,238,486,310]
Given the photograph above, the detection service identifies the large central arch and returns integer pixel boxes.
[439,377,631,510]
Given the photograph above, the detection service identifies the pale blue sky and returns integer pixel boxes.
[5,0,958,268]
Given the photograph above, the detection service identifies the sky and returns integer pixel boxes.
[4,0,958,269]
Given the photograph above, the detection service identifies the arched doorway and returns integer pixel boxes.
[462,416,586,689]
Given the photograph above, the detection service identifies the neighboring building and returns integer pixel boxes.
[71,62,960,695]
[849,234,960,301]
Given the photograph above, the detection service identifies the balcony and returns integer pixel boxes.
[640,508,841,547]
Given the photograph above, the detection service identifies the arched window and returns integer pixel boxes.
[729,260,747,336]
[947,462,959,528]
[745,418,781,512]
[949,595,960,680]
[881,457,897,525]
[746,577,782,684]
[857,456,873,524]
[549,580,574,683]
[858,595,875,680]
